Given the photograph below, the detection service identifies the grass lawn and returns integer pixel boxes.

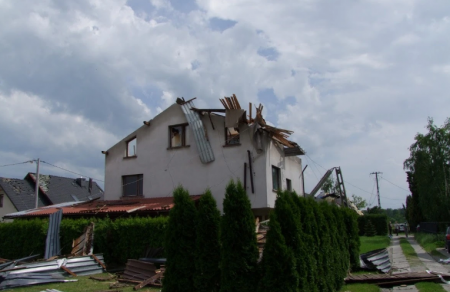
[1,273,161,292]
[359,235,391,254]
[339,283,380,292]
[399,238,425,268]
[415,232,446,260]
[416,282,447,292]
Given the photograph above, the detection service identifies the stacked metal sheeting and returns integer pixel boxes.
[0,273,77,290]
[8,254,106,277]
[121,259,157,281]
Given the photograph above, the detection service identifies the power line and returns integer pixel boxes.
[41,161,104,182]
[380,177,410,192]
[0,160,34,168]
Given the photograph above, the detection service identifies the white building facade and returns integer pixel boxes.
[104,98,305,218]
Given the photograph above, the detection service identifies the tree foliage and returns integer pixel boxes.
[258,213,298,292]
[163,186,198,292]
[194,190,221,292]
[351,194,367,210]
[220,180,259,292]
[404,118,450,222]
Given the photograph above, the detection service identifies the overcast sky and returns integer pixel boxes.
[1,0,449,209]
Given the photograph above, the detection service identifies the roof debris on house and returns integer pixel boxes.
[191,94,305,156]
[3,195,202,219]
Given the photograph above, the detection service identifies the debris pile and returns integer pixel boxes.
[359,248,391,273]
[345,271,450,287]
[118,259,165,289]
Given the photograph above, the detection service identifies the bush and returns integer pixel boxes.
[258,212,298,292]
[342,208,360,270]
[163,186,198,292]
[0,216,168,265]
[358,214,388,236]
[194,190,221,292]
[220,180,259,292]
[364,220,377,237]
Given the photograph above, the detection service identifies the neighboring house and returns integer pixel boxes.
[0,173,103,221]
[103,95,305,219]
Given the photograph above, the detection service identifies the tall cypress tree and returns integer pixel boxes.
[274,191,308,291]
[258,212,298,292]
[162,186,198,292]
[194,190,221,292]
[220,180,259,292]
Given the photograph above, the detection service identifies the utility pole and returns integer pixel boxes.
[34,158,40,209]
[371,172,382,208]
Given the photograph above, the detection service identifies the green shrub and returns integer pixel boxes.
[342,208,361,270]
[358,214,388,236]
[220,180,259,292]
[0,216,168,265]
[292,195,318,291]
[163,186,198,292]
[274,191,308,291]
[258,212,298,292]
[364,220,377,237]
[194,190,221,292]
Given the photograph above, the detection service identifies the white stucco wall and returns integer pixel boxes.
[104,103,305,214]
[0,190,17,222]
[265,140,304,207]
[104,103,278,212]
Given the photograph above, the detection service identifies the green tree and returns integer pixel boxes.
[404,118,450,221]
[273,191,308,291]
[364,220,377,237]
[321,177,338,193]
[220,180,259,292]
[351,194,367,210]
[194,190,221,292]
[258,212,298,292]
[163,186,198,292]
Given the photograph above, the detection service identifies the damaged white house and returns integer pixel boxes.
[103,95,306,219]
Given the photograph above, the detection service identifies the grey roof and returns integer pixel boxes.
[0,173,103,212]
[0,178,47,211]
[27,173,103,204]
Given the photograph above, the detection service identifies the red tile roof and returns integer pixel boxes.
[8,195,202,218]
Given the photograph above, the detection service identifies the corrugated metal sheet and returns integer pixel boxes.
[179,100,215,164]
[360,248,391,273]
[4,196,202,218]
[9,254,106,277]
[44,209,63,259]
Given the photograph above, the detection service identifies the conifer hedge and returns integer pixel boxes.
[0,216,168,265]
[163,186,198,292]
[357,214,388,236]
[220,180,259,292]
[194,190,221,292]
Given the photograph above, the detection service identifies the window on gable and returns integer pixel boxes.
[122,174,143,197]
[169,124,189,148]
[225,127,240,145]
[272,166,281,191]
[286,179,292,191]
[126,137,137,157]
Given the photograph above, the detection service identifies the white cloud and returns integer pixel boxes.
[1,0,450,208]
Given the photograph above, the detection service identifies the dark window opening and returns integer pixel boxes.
[122,174,143,197]
[169,124,189,148]
[272,166,281,191]
[225,127,240,145]
[126,137,137,157]
[0,194,3,208]
[286,179,292,191]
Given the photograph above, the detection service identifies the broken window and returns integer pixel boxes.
[272,166,281,191]
[169,124,189,148]
[126,137,137,157]
[122,174,143,197]
[286,179,292,191]
[225,127,240,145]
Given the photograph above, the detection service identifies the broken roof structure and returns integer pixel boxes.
[3,195,202,219]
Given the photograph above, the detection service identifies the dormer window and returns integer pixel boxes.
[126,137,137,157]
[169,124,189,148]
